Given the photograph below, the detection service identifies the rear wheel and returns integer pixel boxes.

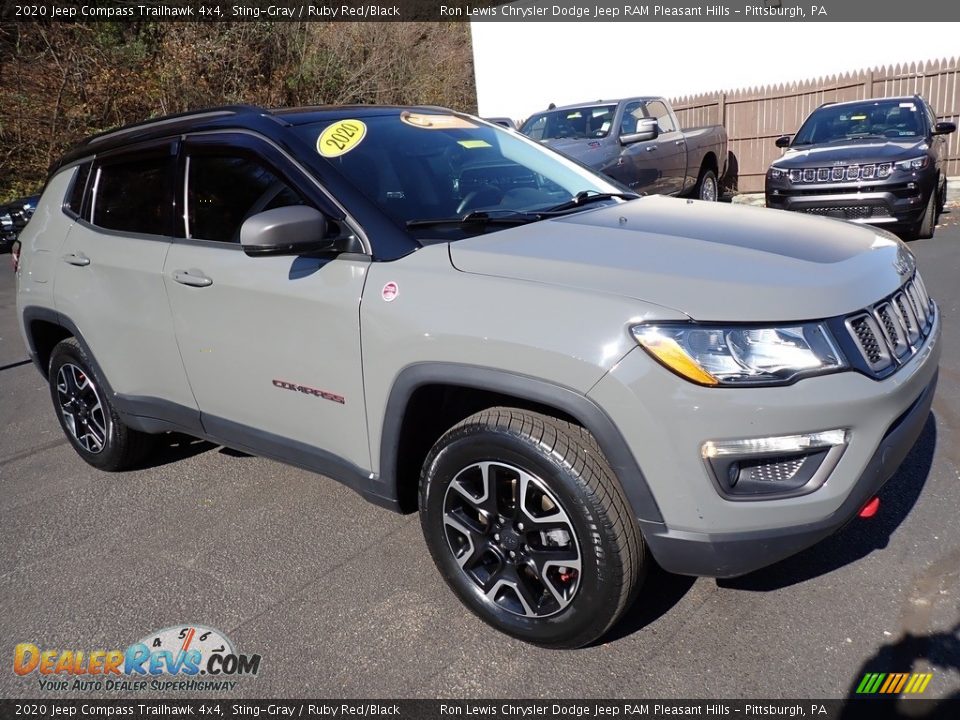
[419,407,644,648]
[695,168,719,202]
[48,338,153,471]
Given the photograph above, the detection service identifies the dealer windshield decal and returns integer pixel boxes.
[317,119,366,158]
[13,624,261,693]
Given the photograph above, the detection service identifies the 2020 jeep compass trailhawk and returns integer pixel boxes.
[16,106,940,648]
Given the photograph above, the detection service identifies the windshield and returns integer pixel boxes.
[792,100,927,145]
[520,105,618,141]
[296,112,624,238]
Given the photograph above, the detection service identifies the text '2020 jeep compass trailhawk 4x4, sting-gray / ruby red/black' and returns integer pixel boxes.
[16,106,940,648]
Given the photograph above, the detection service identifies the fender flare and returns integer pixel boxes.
[378,362,664,524]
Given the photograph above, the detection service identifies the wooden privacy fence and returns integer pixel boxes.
[671,58,960,194]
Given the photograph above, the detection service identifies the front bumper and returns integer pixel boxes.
[765,175,934,226]
[588,305,941,578]
[641,369,935,577]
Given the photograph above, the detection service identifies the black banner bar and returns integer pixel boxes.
[3,0,960,23]
[1,699,959,720]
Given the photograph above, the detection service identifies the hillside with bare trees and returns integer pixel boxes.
[0,21,478,202]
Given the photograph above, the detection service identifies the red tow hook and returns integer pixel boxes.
[859,497,881,519]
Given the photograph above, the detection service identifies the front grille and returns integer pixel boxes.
[789,162,893,184]
[844,272,935,377]
[798,205,891,220]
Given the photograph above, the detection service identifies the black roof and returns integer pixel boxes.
[56,103,458,171]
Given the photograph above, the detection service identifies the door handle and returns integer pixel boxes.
[674,139,685,145]
[63,253,90,267]
[173,270,213,288]
[646,146,657,152]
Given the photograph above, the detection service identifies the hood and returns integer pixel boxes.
[448,196,914,322]
[773,138,927,168]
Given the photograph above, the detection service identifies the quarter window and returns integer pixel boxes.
[65,163,92,218]
[92,155,172,236]
[186,154,308,243]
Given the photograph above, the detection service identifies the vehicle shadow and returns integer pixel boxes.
[599,560,698,645]
[137,432,216,468]
[837,622,960,719]
[719,413,937,593]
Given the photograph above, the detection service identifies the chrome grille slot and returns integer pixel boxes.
[874,302,909,359]
[905,281,929,330]
[915,274,933,316]
[846,313,891,372]
[893,292,920,346]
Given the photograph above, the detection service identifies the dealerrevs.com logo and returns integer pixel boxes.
[13,624,261,693]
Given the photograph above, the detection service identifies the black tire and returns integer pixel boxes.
[936,176,946,215]
[48,338,154,471]
[906,191,936,241]
[694,168,719,202]
[419,407,644,648]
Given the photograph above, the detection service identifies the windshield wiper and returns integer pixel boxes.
[406,210,543,229]
[540,190,639,213]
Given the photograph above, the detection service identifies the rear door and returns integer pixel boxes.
[643,100,687,195]
[162,133,372,473]
[53,141,199,418]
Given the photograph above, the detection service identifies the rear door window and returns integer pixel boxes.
[92,151,175,236]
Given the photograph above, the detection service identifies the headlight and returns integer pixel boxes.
[895,156,929,172]
[632,323,847,387]
[768,166,788,180]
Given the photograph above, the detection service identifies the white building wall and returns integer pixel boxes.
[472,22,960,122]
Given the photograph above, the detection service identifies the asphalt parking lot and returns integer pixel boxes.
[1,217,959,701]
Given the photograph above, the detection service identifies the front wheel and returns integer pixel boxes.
[419,408,644,648]
[905,191,936,241]
[48,338,153,471]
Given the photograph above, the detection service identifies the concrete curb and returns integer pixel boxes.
[731,176,960,208]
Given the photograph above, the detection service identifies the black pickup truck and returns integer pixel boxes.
[765,95,956,240]
[519,97,729,201]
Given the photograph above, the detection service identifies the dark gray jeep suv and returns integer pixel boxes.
[765,95,955,240]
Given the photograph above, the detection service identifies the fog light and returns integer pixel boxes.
[702,429,849,499]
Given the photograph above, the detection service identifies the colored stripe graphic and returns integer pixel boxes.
[856,672,932,694]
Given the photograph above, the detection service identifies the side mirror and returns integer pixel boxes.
[240,206,332,257]
[775,136,792,148]
[620,118,658,145]
[933,121,956,136]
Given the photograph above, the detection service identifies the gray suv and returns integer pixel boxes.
[16,106,940,648]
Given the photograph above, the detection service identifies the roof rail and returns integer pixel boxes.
[86,105,266,146]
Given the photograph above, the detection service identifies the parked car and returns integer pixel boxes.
[484,117,518,130]
[766,95,956,240]
[0,195,40,252]
[16,105,938,648]
[519,97,729,201]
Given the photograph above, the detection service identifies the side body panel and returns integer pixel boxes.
[162,245,373,472]
[359,243,689,493]
[15,169,77,347]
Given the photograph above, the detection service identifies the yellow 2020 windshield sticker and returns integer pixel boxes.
[317,120,367,158]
